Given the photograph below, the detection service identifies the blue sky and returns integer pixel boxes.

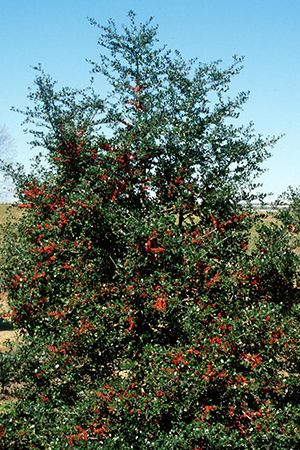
[0,0,299,200]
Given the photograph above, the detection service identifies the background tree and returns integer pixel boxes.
[0,126,13,156]
[277,186,300,234]
[0,125,14,202]
[0,12,299,449]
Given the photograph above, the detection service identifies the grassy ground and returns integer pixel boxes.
[0,203,21,225]
[0,204,13,226]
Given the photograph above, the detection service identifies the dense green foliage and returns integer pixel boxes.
[0,12,299,449]
[277,187,300,235]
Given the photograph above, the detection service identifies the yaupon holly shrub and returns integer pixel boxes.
[0,11,299,449]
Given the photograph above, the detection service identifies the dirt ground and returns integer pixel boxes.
[0,330,16,352]
[0,294,16,352]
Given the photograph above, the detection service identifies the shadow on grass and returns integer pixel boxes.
[0,319,13,332]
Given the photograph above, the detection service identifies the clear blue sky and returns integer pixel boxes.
[0,0,299,200]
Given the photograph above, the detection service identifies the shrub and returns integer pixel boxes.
[277,186,300,236]
[0,11,299,449]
